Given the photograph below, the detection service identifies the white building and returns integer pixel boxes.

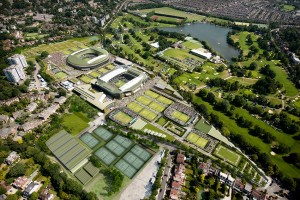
[190,48,212,59]
[8,54,28,68]
[3,64,25,83]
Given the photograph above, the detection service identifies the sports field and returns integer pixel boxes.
[114,80,126,87]
[113,111,134,124]
[181,40,202,50]
[89,71,100,78]
[93,127,113,141]
[157,95,173,105]
[127,101,144,113]
[145,90,159,99]
[62,112,89,135]
[80,75,93,84]
[95,147,117,165]
[105,140,126,156]
[139,108,157,121]
[115,159,138,178]
[55,71,68,79]
[214,145,241,166]
[136,95,152,106]
[114,135,133,148]
[98,68,108,74]
[149,101,166,112]
[171,110,190,123]
[156,117,168,126]
[186,132,208,149]
[80,133,99,148]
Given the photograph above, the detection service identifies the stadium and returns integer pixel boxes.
[66,47,110,70]
[92,66,148,99]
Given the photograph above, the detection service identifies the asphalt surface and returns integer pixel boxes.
[157,153,172,200]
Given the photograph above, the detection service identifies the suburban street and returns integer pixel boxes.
[157,153,172,200]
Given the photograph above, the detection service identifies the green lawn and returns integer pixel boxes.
[89,71,100,78]
[281,4,295,12]
[145,90,159,99]
[151,15,184,23]
[80,75,93,84]
[149,101,166,112]
[114,111,134,124]
[139,108,157,121]
[186,132,208,149]
[127,101,144,113]
[62,112,90,135]
[157,96,173,105]
[142,123,174,141]
[171,110,190,123]
[156,117,168,126]
[214,145,241,166]
[181,40,203,50]
[136,95,153,106]
[55,71,68,79]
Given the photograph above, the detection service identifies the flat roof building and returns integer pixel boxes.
[190,48,212,59]
[8,54,27,69]
[3,64,25,83]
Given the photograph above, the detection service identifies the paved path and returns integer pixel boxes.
[33,62,41,90]
[157,153,172,200]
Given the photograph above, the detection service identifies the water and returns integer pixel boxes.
[159,23,240,61]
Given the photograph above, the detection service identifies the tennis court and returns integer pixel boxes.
[80,133,99,148]
[149,101,166,112]
[130,145,151,161]
[145,90,159,99]
[95,147,117,165]
[105,140,126,156]
[127,101,144,113]
[214,145,241,166]
[139,108,157,121]
[93,127,113,141]
[75,168,93,185]
[186,132,208,149]
[136,95,153,106]
[123,152,144,170]
[114,111,134,124]
[157,95,173,105]
[171,110,190,123]
[115,159,138,178]
[113,135,133,148]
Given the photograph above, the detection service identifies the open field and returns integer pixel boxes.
[145,90,159,99]
[214,145,241,166]
[114,111,134,124]
[62,112,89,135]
[156,117,168,126]
[171,110,190,123]
[281,4,295,12]
[151,15,184,23]
[186,132,208,149]
[148,101,166,112]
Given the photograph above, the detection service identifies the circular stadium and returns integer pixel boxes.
[67,47,110,70]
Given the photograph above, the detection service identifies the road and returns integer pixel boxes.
[33,62,41,91]
[103,0,127,29]
[157,152,172,200]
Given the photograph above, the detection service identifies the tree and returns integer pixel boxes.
[40,51,49,59]
[0,186,6,195]
[58,88,67,97]
[6,163,27,178]
[206,92,216,104]
[30,192,39,200]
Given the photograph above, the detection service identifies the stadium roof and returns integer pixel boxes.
[119,73,147,92]
[190,48,212,59]
[100,67,126,82]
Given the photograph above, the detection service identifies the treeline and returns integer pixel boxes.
[208,78,240,92]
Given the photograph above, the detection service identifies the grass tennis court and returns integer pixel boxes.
[136,95,153,106]
[89,71,100,78]
[171,110,190,123]
[149,101,166,112]
[186,132,208,149]
[113,135,133,148]
[113,111,134,124]
[80,133,99,148]
[214,145,241,166]
[145,90,159,99]
[80,75,93,83]
[130,145,151,161]
[115,159,137,178]
[98,67,108,74]
[93,127,113,141]
[127,101,144,113]
[105,140,126,156]
[55,71,68,79]
[139,108,157,121]
[157,95,173,105]
[95,147,117,165]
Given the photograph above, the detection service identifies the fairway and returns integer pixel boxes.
[149,101,166,112]
[127,101,144,113]
[187,132,208,149]
[145,90,159,99]
[171,110,190,123]
[62,112,89,135]
[139,108,157,121]
[136,95,152,106]
[214,145,241,166]
[157,95,173,105]
[114,111,134,124]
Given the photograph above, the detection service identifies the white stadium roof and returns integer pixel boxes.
[119,73,146,92]
[100,67,126,82]
[87,55,107,64]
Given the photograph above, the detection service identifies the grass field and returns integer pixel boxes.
[80,75,93,84]
[142,123,174,141]
[127,101,144,113]
[181,40,202,50]
[62,112,89,135]
[145,90,159,99]
[214,145,241,166]
[89,71,100,78]
[171,110,190,123]
[149,101,166,112]
[55,71,68,79]
[156,117,168,126]
[136,95,152,106]
[151,15,184,23]
[281,4,295,12]
[139,108,157,121]
[157,96,173,105]
[98,68,108,74]
[187,132,208,149]
[114,111,133,124]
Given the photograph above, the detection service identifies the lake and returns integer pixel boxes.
[159,23,240,61]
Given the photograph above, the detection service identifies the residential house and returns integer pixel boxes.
[24,182,40,197]
[12,176,30,190]
[226,174,235,186]
[176,152,185,164]
[40,188,55,200]
[170,188,179,200]
[5,151,20,165]
[0,127,17,139]
[233,179,245,193]
[244,182,252,195]
[0,115,9,124]
[219,171,227,183]
[198,162,210,174]
[25,102,37,112]
[251,189,267,200]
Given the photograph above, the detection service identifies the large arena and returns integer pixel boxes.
[67,47,110,70]
[92,66,148,99]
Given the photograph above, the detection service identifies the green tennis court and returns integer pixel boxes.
[139,108,157,121]
[80,133,99,148]
[157,96,173,105]
[171,110,190,123]
[114,111,134,124]
[186,132,208,149]
[130,145,151,161]
[115,159,138,178]
[93,127,113,141]
[95,147,117,165]
[123,152,144,169]
[186,132,198,143]
[105,140,126,156]
[145,90,159,99]
[149,101,166,112]
[127,101,144,113]
[113,135,133,148]
[136,95,153,106]
[214,145,241,166]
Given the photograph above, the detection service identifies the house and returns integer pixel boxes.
[251,189,267,200]
[244,182,252,195]
[170,188,179,200]
[53,96,67,105]
[19,120,43,132]
[12,110,24,119]
[198,162,210,174]
[25,102,37,112]
[24,182,40,197]
[40,188,55,200]
[233,179,245,192]
[0,127,17,139]
[5,151,20,165]
[0,194,7,200]
[176,152,185,164]
[219,171,227,182]
[226,174,235,186]
[0,115,9,124]
[171,181,181,190]
[12,176,30,190]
